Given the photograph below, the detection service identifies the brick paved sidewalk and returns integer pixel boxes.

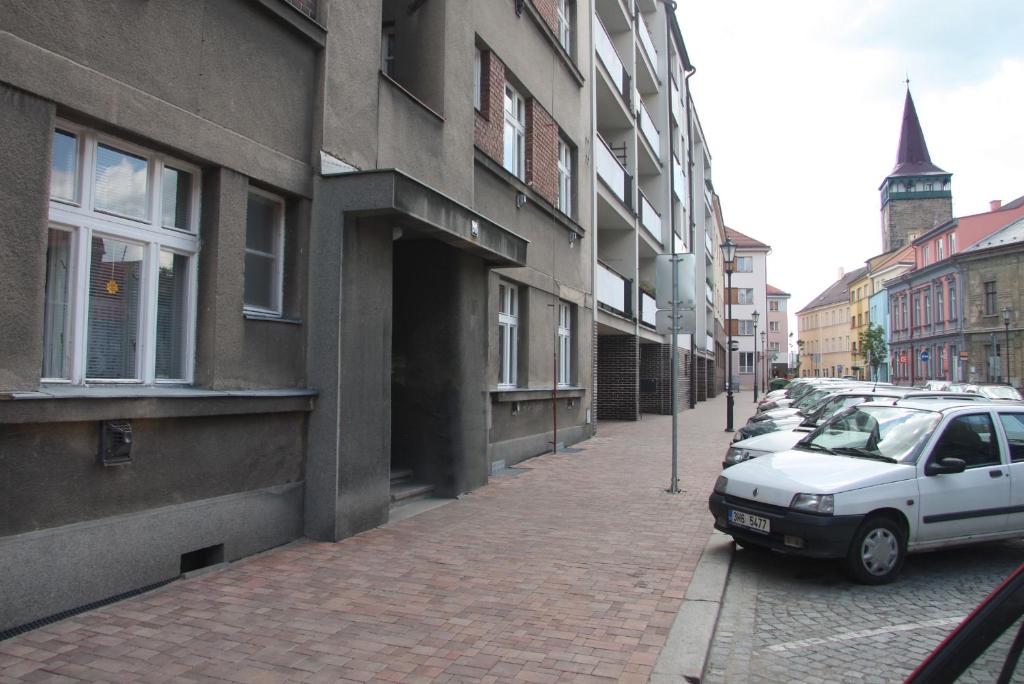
[0,393,748,684]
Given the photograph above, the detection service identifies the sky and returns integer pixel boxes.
[676,0,1024,339]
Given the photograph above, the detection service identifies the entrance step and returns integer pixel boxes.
[390,468,414,486]
[390,481,435,504]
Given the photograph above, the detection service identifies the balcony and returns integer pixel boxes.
[673,156,685,202]
[597,261,632,317]
[704,180,713,212]
[670,77,683,126]
[638,99,661,161]
[705,230,714,257]
[638,190,662,245]
[597,134,633,210]
[637,14,657,74]
[707,333,715,353]
[675,231,686,252]
[640,291,657,327]
[596,17,632,105]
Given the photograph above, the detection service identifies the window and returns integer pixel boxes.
[473,47,482,111]
[738,320,755,336]
[735,256,753,272]
[557,138,572,217]
[381,23,396,78]
[737,288,754,304]
[984,281,997,315]
[498,282,519,387]
[931,414,1000,469]
[769,321,780,332]
[935,286,944,322]
[936,238,944,261]
[998,413,1024,463]
[244,188,285,316]
[556,0,572,53]
[503,85,526,179]
[769,300,779,311]
[923,292,930,325]
[739,352,754,374]
[949,281,957,320]
[557,301,571,387]
[921,245,929,266]
[769,341,780,352]
[43,123,199,384]
[949,233,957,255]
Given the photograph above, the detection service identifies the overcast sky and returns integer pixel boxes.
[677,0,1024,339]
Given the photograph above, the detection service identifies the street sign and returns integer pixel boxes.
[960,351,969,360]
[655,308,696,335]
[655,253,696,311]
[919,349,930,362]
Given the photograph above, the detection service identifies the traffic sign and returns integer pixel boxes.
[920,349,930,362]
[960,351,969,360]
[655,253,696,311]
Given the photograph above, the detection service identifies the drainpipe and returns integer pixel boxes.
[683,66,696,410]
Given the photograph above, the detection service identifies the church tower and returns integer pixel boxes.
[879,87,952,252]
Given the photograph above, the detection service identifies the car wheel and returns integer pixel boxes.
[843,516,905,585]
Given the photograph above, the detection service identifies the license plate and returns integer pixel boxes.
[728,509,770,534]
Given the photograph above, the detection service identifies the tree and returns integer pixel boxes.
[794,338,806,375]
[858,323,887,381]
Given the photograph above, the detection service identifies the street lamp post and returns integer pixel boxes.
[723,238,736,431]
[761,329,768,390]
[1003,306,1012,385]
[752,309,760,402]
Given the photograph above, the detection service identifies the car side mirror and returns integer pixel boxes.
[926,457,967,476]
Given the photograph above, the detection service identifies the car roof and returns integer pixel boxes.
[889,399,1024,412]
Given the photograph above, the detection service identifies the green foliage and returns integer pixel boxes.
[858,324,887,376]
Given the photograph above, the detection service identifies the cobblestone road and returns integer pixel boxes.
[704,538,1024,683]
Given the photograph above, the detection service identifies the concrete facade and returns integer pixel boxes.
[724,229,770,390]
[0,0,596,632]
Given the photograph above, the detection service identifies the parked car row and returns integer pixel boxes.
[711,377,1024,584]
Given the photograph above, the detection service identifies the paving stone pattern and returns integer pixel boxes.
[0,393,743,683]
[705,538,1024,683]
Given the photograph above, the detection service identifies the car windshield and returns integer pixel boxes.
[797,405,941,463]
[793,388,832,409]
[981,386,1023,400]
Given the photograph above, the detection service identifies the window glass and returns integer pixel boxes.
[244,191,283,314]
[94,144,149,220]
[155,250,189,380]
[558,139,572,216]
[999,414,1024,463]
[86,236,144,380]
[51,130,78,202]
[474,48,482,110]
[498,283,519,386]
[503,85,525,178]
[42,229,73,379]
[161,166,193,231]
[802,406,941,463]
[558,301,571,386]
[931,414,1001,468]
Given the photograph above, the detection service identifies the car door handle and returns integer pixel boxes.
[990,470,1005,478]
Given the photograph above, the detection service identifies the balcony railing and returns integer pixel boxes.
[673,156,685,201]
[638,190,662,244]
[597,261,632,316]
[637,14,657,71]
[597,134,634,209]
[596,17,632,105]
[638,99,661,159]
[705,230,714,257]
[707,334,715,353]
[704,181,713,211]
[670,77,683,125]
[640,291,657,327]
[674,231,686,252]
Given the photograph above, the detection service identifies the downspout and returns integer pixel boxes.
[683,65,696,409]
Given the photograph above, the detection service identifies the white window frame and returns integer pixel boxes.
[44,120,201,386]
[556,0,572,53]
[474,47,482,111]
[557,138,572,217]
[503,84,526,179]
[769,320,780,332]
[949,233,957,254]
[737,288,754,304]
[735,255,753,272]
[739,352,754,374]
[558,301,572,387]
[498,282,519,387]
[243,187,286,317]
[738,319,755,336]
[936,238,944,261]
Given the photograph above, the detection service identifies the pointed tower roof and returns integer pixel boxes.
[890,88,946,177]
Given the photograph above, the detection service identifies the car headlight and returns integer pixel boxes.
[713,476,729,495]
[724,447,768,466]
[790,493,834,515]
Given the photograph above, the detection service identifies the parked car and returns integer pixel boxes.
[710,401,1024,584]
[949,383,1023,401]
[917,380,952,391]
[737,384,901,442]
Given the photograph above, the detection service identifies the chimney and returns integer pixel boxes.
[838,267,844,280]
[990,199,1003,211]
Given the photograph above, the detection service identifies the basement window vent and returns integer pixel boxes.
[180,544,224,575]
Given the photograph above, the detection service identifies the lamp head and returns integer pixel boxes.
[1003,306,1012,325]
[722,237,736,266]
[752,309,760,325]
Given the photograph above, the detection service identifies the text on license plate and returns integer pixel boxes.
[728,509,770,534]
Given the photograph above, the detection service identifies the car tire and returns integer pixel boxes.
[843,516,906,585]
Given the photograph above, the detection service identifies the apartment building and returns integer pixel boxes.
[797,268,864,378]
[0,0,595,632]
[766,285,791,380]
[724,228,770,390]
[592,0,711,418]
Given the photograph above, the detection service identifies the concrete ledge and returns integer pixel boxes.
[652,531,734,683]
[489,423,593,467]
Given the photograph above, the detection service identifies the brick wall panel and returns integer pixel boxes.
[525,99,559,205]
[597,335,638,420]
[474,51,505,163]
[533,0,560,37]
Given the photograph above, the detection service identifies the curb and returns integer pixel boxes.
[650,530,734,683]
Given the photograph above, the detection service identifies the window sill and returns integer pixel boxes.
[524,1,586,87]
[0,386,317,424]
[491,387,586,402]
[379,72,445,123]
[244,311,303,325]
[253,0,327,47]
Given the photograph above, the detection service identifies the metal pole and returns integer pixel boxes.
[753,321,759,403]
[670,253,680,493]
[726,270,734,431]
[1006,320,1012,385]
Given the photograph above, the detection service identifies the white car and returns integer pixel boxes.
[709,402,1024,583]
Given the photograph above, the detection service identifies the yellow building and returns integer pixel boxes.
[797,268,865,377]
[848,269,872,379]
